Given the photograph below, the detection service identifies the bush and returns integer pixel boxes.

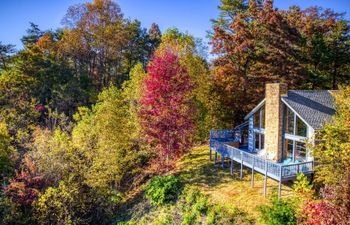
[179,187,208,225]
[206,205,253,225]
[259,197,296,225]
[145,175,182,206]
[293,173,313,196]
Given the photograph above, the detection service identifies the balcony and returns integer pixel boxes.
[209,129,314,197]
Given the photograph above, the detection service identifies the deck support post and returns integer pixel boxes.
[240,152,243,179]
[209,148,212,161]
[221,154,224,168]
[230,159,234,175]
[251,158,255,187]
[278,166,283,199]
[278,180,282,199]
[264,161,268,197]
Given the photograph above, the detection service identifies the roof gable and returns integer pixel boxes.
[244,99,265,120]
[282,90,336,130]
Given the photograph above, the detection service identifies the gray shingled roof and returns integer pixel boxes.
[282,90,336,130]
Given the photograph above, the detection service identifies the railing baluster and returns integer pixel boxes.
[210,129,314,180]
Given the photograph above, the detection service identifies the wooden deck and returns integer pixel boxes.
[209,129,314,198]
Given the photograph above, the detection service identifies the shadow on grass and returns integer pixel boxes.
[176,148,251,187]
[176,146,291,190]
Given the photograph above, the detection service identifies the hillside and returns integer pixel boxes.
[115,145,304,224]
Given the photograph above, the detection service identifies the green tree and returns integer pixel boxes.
[0,122,15,183]
[312,87,350,186]
[0,69,39,150]
[148,23,162,55]
[0,42,15,70]
[36,181,81,225]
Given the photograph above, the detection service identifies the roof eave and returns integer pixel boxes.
[244,99,266,120]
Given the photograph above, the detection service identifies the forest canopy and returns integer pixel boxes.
[0,0,350,224]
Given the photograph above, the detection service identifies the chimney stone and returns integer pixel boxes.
[264,83,287,161]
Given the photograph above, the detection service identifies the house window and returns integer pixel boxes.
[253,106,265,129]
[255,133,259,149]
[282,103,309,162]
[254,111,260,128]
[296,116,307,137]
[255,133,264,151]
[284,139,294,160]
[295,141,307,162]
[284,106,294,134]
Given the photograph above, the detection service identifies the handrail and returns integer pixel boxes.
[210,130,314,180]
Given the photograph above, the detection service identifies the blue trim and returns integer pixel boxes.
[281,104,285,162]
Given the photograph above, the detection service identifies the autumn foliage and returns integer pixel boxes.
[140,50,195,170]
[4,156,43,206]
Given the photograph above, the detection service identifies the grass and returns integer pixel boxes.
[115,144,305,224]
[176,145,301,220]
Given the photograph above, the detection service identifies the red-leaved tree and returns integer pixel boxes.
[4,156,43,206]
[140,50,195,171]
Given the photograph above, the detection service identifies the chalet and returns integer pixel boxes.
[209,83,336,198]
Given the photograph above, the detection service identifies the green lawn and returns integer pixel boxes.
[176,145,301,220]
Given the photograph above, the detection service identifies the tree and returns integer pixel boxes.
[122,63,147,141]
[156,29,213,141]
[148,23,162,55]
[122,20,151,76]
[211,0,307,127]
[4,156,43,206]
[285,6,350,89]
[36,181,82,225]
[21,23,44,46]
[0,42,15,70]
[302,86,350,224]
[60,0,154,88]
[0,122,15,183]
[30,85,146,224]
[312,87,350,186]
[140,50,195,170]
[210,0,350,128]
[0,69,39,151]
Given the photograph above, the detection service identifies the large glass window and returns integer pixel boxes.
[283,104,309,162]
[296,116,307,137]
[284,139,294,160]
[253,106,265,129]
[255,133,259,149]
[254,111,260,128]
[284,106,294,134]
[295,141,306,162]
[255,133,264,151]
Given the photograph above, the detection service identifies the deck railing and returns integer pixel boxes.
[210,130,314,181]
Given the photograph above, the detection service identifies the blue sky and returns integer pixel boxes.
[0,0,349,49]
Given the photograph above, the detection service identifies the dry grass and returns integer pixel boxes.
[176,145,302,220]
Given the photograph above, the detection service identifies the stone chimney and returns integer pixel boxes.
[264,83,287,162]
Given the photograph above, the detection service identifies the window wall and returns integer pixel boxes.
[282,104,309,162]
[253,106,265,152]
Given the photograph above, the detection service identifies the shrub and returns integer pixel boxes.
[179,187,208,225]
[259,197,296,225]
[302,200,348,225]
[145,175,182,206]
[180,187,253,225]
[293,173,313,196]
[206,205,253,225]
